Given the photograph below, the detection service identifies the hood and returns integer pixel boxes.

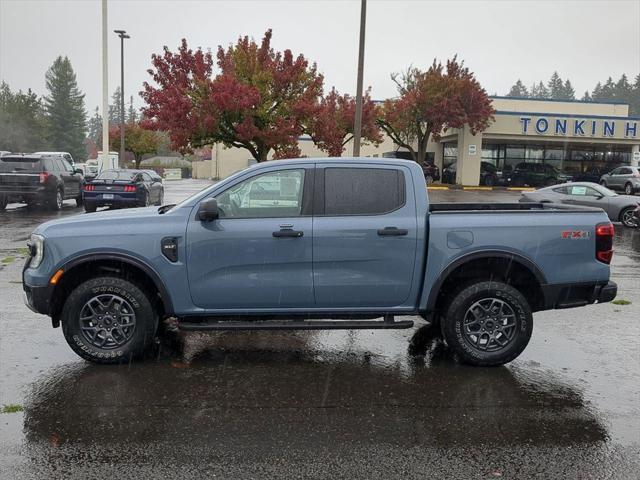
[34,207,163,236]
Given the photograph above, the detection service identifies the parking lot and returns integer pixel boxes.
[1,179,639,479]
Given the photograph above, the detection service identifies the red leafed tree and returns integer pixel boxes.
[310,87,382,156]
[141,30,323,161]
[377,57,495,165]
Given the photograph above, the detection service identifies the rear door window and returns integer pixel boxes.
[323,167,405,215]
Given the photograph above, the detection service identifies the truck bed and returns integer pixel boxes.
[429,202,602,213]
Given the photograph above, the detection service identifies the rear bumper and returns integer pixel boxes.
[84,192,139,206]
[0,186,48,202]
[542,281,617,310]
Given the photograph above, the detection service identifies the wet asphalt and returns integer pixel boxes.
[0,181,639,479]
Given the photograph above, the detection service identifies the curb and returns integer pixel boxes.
[427,184,536,192]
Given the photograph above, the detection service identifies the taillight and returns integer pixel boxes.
[595,222,614,264]
[124,185,136,192]
[84,184,95,191]
[39,172,50,183]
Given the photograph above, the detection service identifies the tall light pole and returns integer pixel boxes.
[352,0,367,157]
[101,0,109,171]
[114,29,130,166]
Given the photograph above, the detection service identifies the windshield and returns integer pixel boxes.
[96,170,137,180]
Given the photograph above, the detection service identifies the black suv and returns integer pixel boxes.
[0,154,84,210]
[506,162,572,187]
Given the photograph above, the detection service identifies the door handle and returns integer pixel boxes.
[273,230,304,238]
[377,227,408,236]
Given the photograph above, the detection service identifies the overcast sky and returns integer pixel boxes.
[1,0,639,114]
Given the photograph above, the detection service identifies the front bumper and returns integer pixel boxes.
[23,281,54,315]
[542,281,617,310]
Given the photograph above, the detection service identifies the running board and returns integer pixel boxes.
[177,318,414,332]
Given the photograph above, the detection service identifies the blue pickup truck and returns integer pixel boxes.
[23,158,617,366]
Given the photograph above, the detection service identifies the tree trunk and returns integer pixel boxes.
[134,155,141,169]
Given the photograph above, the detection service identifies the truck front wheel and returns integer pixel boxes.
[61,276,157,364]
[441,281,533,366]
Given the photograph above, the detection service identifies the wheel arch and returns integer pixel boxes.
[425,250,548,317]
[50,252,174,326]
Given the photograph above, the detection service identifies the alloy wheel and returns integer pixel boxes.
[79,294,137,349]
[462,298,517,352]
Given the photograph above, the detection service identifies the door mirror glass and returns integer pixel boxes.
[74,168,83,175]
[198,198,219,221]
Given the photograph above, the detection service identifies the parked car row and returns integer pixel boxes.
[0,152,164,212]
[442,161,639,191]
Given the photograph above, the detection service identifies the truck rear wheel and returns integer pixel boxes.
[61,276,157,364]
[441,281,533,366]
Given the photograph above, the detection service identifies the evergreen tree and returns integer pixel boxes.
[599,77,616,99]
[0,82,48,152]
[506,79,529,97]
[109,86,123,126]
[547,71,564,99]
[592,82,603,99]
[87,106,102,143]
[126,95,138,124]
[615,74,632,105]
[530,81,549,99]
[42,56,87,161]
[562,79,575,100]
[631,74,640,115]
[581,91,592,102]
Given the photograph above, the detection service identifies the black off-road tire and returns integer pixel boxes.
[0,195,7,211]
[139,191,149,208]
[441,281,533,367]
[61,276,157,364]
[49,188,64,211]
[75,193,83,207]
[154,190,164,206]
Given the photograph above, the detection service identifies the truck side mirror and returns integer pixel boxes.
[197,198,219,221]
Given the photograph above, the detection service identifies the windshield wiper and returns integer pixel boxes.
[158,204,176,214]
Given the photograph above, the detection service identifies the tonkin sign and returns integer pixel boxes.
[520,116,638,139]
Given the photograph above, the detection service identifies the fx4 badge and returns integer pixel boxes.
[561,230,590,239]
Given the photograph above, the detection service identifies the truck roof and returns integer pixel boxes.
[250,157,419,169]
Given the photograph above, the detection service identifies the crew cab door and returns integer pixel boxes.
[186,165,314,310]
[312,164,418,308]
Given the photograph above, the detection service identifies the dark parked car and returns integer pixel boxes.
[442,161,499,186]
[573,166,615,184]
[599,166,640,195]
[83,169,164,213]
[506,162,571,187]
[0,154,83,211]
[142,169,163,183]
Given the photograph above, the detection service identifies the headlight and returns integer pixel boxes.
[28,234,44,269]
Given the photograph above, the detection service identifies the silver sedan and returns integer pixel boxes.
[520,182,640,227]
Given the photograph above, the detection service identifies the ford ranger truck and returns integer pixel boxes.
[22,158,617,366]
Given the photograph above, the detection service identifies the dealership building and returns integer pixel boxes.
[194,96,640,185]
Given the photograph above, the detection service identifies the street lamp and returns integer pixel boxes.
[352,0,367,157]
[114,29,130,166]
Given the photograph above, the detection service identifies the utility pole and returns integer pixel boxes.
[101,0,109,171]
[114,29,130,166]
[352,0,367,157]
